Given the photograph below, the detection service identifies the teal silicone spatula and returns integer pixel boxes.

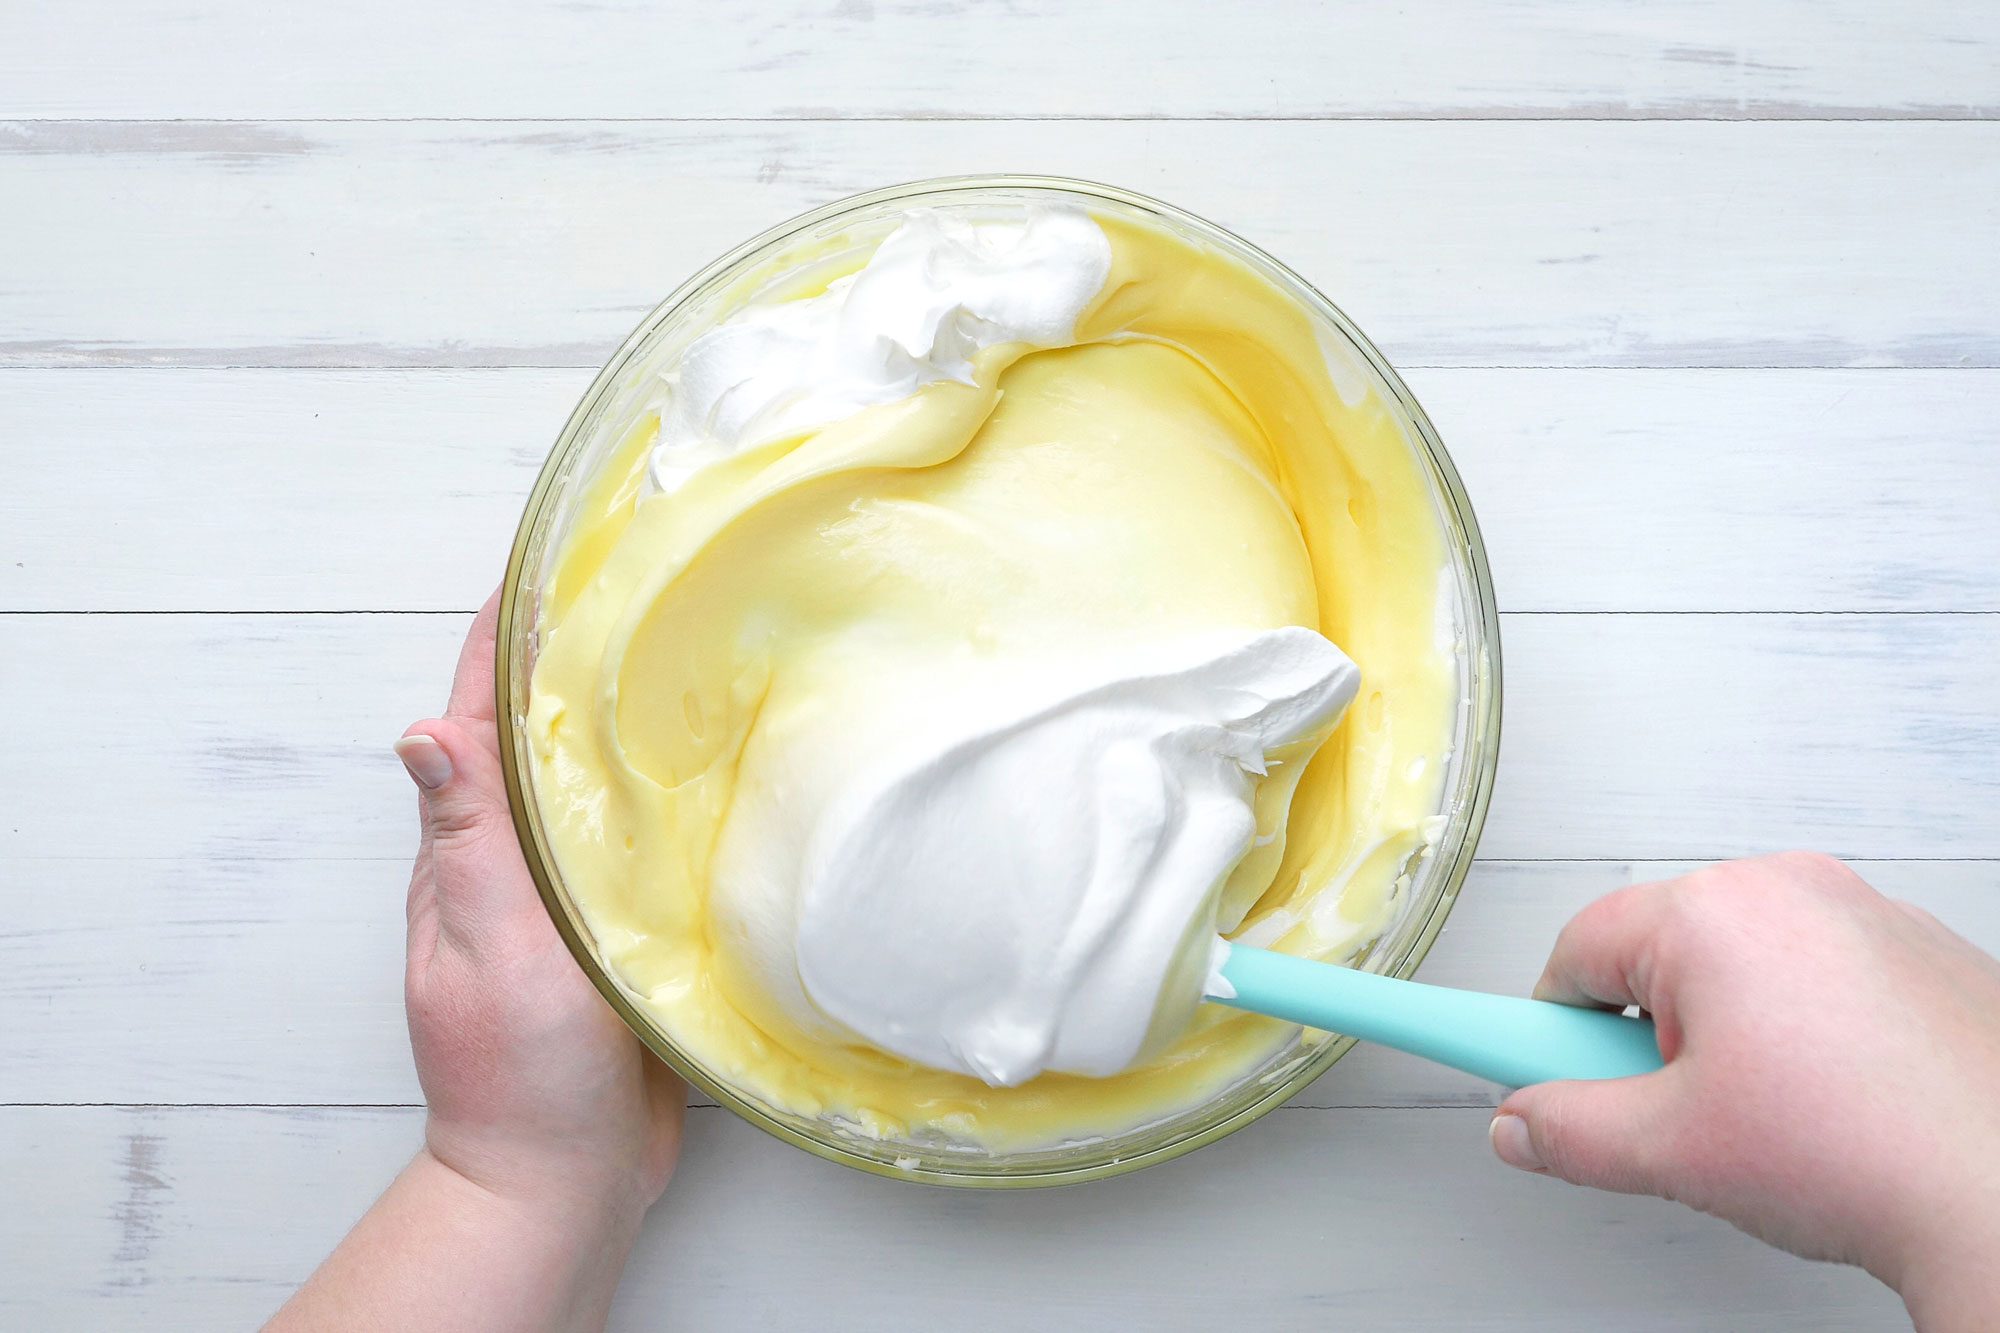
[1208,940,1664,1085]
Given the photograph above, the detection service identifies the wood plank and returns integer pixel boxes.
[5,368,1996,613]
[0,370,561,614]
[3,858,1990,1108]
[2,122,1995,369]
[0,855,417,1106]
[1487,612,2000,859]
[1432,369,2000,614]
[3,1,1995,121]
[0,614,472,864]
[0,1105,1905,1330]
[5,613,1994,868]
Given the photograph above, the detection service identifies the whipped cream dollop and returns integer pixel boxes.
[782,628,1361,1088]
[648,205,1112,492]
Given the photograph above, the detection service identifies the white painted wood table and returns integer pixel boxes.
[4,4,1996,1328]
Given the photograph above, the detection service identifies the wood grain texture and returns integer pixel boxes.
[6,368,1997,613]
[3,858,1991,1109]
[3,121,1996,369]
[3,1,1995,121]
[6,612,1994,865]
[0,1105,1907,1331]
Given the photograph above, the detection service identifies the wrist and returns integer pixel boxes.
[419,1123,653,1248]
[368,1148,645,1333]
[1890,1179,2000,1331]
[1902,1262,2000,1333]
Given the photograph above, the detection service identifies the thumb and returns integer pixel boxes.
[394,718,511,849]
[396,718,543,941]
[1491,1072,1683,1197]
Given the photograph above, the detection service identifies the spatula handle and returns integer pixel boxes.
[1211,942,1664,1087]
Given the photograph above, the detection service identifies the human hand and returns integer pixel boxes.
[1491,853,2000,1328]
[396,588,684,1230]
[269,591,683,1332]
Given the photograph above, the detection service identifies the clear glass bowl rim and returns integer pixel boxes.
[496,174,1504,1189]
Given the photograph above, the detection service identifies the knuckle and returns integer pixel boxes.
[1894,899,1943,932]
[1677,852,1857,923]
[1761,851,1874,912]
[1669,863,1725,904]
[1663,872,1730,935]
[1529,1097,1615,1187]
[1530,1101,1584,1176]
[1576,883,1650,939]
[1768,849,1847,881]
[425,799,498,845]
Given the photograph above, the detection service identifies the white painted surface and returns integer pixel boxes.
[3,1,1994,121]
[2,4,1994,1327]
[1,1107,1907,1332]
[1,122,1996,368]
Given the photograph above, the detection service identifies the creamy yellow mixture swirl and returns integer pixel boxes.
[527,211,1454,1147]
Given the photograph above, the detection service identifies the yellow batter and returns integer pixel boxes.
[526,213,1454,1148]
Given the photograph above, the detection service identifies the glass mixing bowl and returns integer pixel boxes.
[497,176,1502,1188]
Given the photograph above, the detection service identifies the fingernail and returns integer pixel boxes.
[1489,1113,1546,1173]
[394,735,453,790]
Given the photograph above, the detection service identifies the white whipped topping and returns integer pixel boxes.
[788,628,1360,1087]
[647,205,1112,492]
